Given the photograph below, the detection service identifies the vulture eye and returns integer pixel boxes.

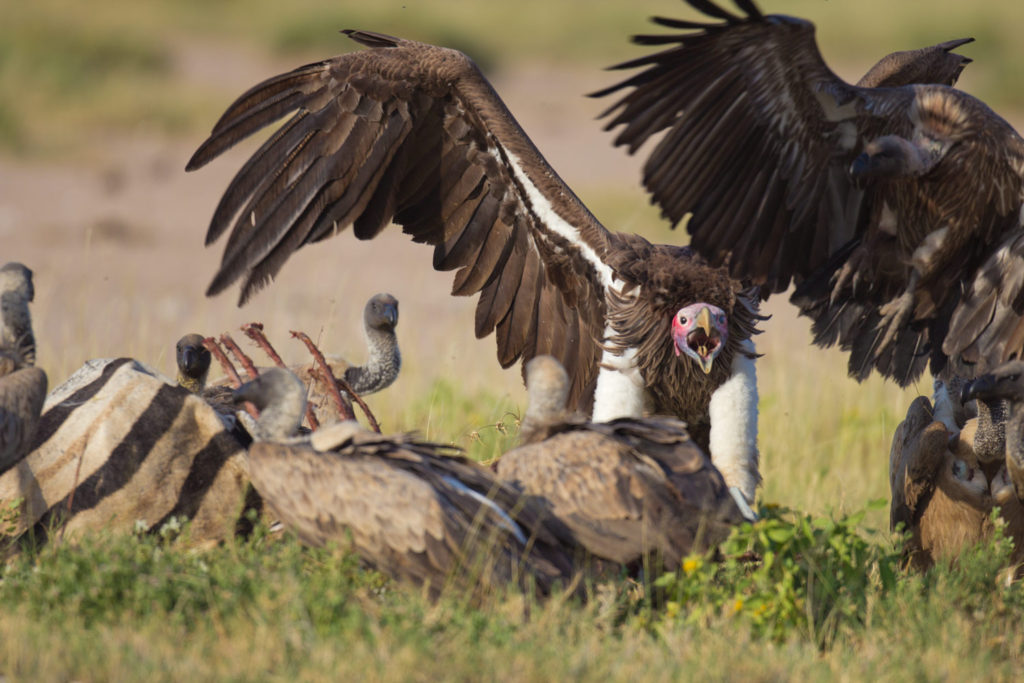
[952,460,969,480]
[716,313,726,325]
[678,315,687,325]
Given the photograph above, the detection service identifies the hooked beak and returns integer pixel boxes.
[691,307,715,374]
[672,304,724,375]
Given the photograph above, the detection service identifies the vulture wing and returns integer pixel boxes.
[597,0,1024,383]
[497,416,743,567]
[855,37,974,89]
[0,365,47,472]
[247,433,576,596]
[888,396,948,532]
[593,0,893,292]
[187,31,615,408]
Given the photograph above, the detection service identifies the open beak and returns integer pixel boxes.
[690,307,716,374]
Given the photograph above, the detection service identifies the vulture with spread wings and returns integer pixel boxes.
[186,30,763,501]
[596,0,1024,385]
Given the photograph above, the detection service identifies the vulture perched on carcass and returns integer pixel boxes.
[233,368,579,599]
[888,395,993,570]
[185,30,763,503]
[0,262,46,473]
[497,355,748,571]
[595,0,1024,385]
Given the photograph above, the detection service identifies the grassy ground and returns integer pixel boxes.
[4,0,1024,679]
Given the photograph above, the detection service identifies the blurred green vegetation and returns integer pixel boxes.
[2,0,1023,155]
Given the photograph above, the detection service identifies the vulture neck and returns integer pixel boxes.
[592,344,647,422]
[975,397,1007,464]
[177,370,207,395]
[343,323,400,395]
[591,334,761,506]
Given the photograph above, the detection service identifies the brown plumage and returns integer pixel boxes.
[596,0,1024,385]
[185,30,763,502]
[0,350,47,473]
[889,396,993,570]
[964,361,1024,504]
[235,369,578,599]
[497,356,745,569]
[0,263,37,367]
[855,37,973,89]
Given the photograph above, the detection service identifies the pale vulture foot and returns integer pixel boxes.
[729,487,758,522]
[875,287,916,357]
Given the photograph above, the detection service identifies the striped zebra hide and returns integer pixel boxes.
[0,358,259,547]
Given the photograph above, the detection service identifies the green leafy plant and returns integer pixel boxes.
[653,500,902,647]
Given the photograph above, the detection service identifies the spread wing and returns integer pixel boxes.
[187,31,615,407]
[593,0,903,293]
[596,0,1024,383]
[0,365,47,472]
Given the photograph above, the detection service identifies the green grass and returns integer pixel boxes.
[3,0,1024,155]
[0,506,1021,679]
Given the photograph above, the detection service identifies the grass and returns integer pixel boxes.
[0,506,1021,679]
[3,0,1024,155]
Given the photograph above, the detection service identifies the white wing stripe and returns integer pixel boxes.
[504,150,615,292]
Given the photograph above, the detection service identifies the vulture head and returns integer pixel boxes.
[671,303,729,374]
[232,368,307,441]
[364,292,398,332]
[963,360,1024,404]
[849,135,942,180]
[0,262,34,302]
[175,333,212,394]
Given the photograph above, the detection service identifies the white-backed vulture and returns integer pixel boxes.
[595,0,1024,385]
[0,262,46,473]
[0,262,37,367]
[0,350,47,474]
[497,356,747,569]
[233,368,579,599]
[185,30,763,503]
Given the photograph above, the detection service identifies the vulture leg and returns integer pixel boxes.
[875,272,919,357]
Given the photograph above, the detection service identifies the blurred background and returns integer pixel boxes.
[3,0,1021,520]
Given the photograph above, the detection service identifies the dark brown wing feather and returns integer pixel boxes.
[0,365,47,471]
[594,3,893,293]
[496,416,743,567]
[856,38,973,89]
[188,32,612,410]
[889,396,949,531]
[247,432,577,597]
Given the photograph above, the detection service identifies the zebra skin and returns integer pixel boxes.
[0,357,259,547]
